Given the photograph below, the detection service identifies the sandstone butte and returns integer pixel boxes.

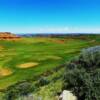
[0,32,20,40]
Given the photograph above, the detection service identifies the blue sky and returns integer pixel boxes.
[0,0,100,33]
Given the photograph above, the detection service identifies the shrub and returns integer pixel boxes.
[36,77,50,87]
[63,46,100,100]
[4,81,34,100]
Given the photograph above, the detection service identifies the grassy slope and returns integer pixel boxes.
[31,35,100,100]
[0,36,99,90]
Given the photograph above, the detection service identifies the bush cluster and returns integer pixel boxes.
[4,81,34,100]
[63,46,100,100]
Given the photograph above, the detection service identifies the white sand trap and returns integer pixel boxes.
[18,62,39,68]
[0,68,12,77]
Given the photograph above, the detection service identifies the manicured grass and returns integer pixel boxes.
[0,36,100,90]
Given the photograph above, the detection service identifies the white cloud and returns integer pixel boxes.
[0,26,100,33]
[3,26,69,33]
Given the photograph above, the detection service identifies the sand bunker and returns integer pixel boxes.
[18,62,39,68]
[0,68,12,77]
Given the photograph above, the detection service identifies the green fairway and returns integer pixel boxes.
[0,36,100,90]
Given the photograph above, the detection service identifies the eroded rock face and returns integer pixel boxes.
[59,90,77,100]
[0,32,20,40]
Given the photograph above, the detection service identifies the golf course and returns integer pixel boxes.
[0,34,100,100]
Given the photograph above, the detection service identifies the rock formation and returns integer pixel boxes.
[0,32,20,40]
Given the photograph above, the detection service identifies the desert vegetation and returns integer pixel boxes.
[63,46,100,100]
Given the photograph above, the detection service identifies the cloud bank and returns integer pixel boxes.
[0,27,100,33]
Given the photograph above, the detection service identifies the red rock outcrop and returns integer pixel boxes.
[0,32,20,40]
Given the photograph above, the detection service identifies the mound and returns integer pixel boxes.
[47,56,61,60]
[0,68,12,77]
[18,62,39,69]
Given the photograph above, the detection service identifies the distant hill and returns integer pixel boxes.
[16,33,100,38]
